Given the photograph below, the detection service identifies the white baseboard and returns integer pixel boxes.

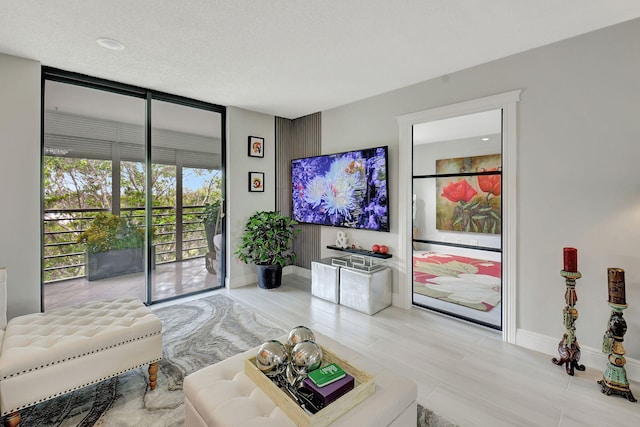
[228,272,257,289]
[516,329,640,382]
[284,265,310,279]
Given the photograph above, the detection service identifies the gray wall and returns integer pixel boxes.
[0,53,41,319]
[226,106,276,288]
[322,19,640,373]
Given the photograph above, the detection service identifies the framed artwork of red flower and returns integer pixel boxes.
[248,171,264,192]
[435,154,501,234]
[248,136,264,158]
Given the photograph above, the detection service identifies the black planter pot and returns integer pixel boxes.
[86,248,143,281]
[86,246,155,281]
[256,264,283,289]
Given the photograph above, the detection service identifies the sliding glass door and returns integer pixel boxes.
[42,69,225,310]
[150,99,223,300]
[43,80,148,309]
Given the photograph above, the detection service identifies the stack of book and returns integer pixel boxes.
[302,363,355,406]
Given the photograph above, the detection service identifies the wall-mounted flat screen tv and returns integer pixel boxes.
[291,146,389,232]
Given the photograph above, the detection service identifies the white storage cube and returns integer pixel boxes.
[339,266,392,315]
[311,257,340,303]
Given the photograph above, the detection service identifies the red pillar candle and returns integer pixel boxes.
[607,268,626,305]
[563,247,578,272]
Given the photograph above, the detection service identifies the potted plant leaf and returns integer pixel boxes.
[77,212,150,281]
[234,210,300,289]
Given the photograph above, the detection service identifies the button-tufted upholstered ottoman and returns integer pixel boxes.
[184,332,417,426]
[0,276,162,427]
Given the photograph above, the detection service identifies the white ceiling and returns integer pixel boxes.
[413,109,502,145]
[2,1,640,119]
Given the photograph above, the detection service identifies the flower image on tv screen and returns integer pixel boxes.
[291,146,389,232]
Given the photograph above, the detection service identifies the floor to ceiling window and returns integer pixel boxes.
[41,68,225,310]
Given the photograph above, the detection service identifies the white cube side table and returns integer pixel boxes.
[311,257,341,303]
[339,266,392,315]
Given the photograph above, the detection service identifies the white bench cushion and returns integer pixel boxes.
[185,349,296,427]
[184,333,417,427]
[0,296,162,416]
[0,296,160,379]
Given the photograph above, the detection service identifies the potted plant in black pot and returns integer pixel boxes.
[77,212,151,281]
[234,210,300,289]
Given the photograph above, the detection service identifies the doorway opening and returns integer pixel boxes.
[397,90,520,341]
[412,109,503,329]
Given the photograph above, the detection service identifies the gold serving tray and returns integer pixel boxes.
[244,345,375,427]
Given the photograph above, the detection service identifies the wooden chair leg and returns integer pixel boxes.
[148,361,159,390]
[4,411,20,427]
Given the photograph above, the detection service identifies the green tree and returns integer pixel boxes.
[43,155,222,282]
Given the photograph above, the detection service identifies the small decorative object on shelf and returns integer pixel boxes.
[371,244,389,254]
[598,268,636,402]
[335,231,349,249]
[552,247,586,375]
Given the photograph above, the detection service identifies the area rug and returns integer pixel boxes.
[18,294,453,426]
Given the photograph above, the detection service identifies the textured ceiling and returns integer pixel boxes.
[2,1,640,119]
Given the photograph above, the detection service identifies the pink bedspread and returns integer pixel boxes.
[413,251,501,311]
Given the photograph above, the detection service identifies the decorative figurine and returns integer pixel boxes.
[598,268,636,402]
[552,247,586,375]
[335,231,348,249]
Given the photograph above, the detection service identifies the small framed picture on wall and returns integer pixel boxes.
[249,172,265,192]
[248,136,264,158]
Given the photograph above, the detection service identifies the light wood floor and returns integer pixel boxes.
[217,274,639,427]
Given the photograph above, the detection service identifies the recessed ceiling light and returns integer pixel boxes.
[481,137,489,141]
[96,37,125,51]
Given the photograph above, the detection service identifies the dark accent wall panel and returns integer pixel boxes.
[275,113,321,269]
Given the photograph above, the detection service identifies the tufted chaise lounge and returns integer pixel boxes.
[0,268,163,427]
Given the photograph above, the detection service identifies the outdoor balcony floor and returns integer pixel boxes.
[43,257,221,311]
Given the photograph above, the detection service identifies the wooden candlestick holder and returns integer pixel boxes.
[552,270,586,375]
[598,303,636,402]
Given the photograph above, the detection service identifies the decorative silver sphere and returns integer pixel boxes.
[291,340,323,375]
[256,340,288,377]
[287,325,315,348]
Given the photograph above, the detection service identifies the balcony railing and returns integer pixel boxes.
[43,205,210,284]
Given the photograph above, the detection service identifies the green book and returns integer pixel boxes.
[307,363,347,387]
